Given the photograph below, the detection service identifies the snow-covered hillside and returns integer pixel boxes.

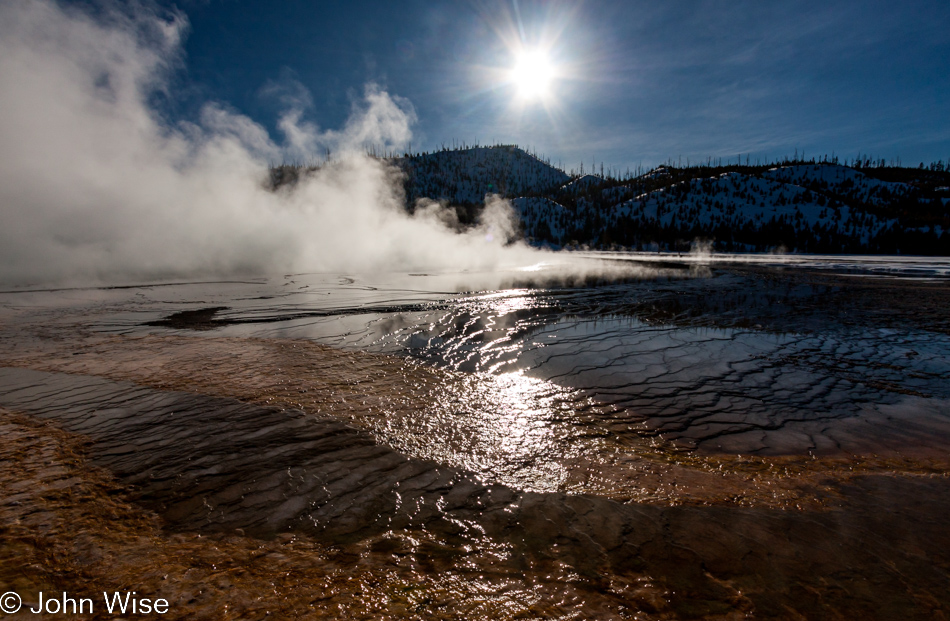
[509,162,948,253]
[762,164,913,208]
[395,145,569,206]
[270,147,950,254]
[611,172,894,244]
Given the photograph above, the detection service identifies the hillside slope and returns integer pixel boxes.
[510,162,949,254]
[271,147,950,254]
[394,145,569,207]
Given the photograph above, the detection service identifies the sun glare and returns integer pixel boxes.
[510,49,556,102]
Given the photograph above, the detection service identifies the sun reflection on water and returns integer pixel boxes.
[364,360,612,494]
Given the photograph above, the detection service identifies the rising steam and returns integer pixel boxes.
[0,0,549,287]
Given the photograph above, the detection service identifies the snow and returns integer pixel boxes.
[762,164,912,207]
[559,175,606,193]
[398,146,569,205]
[391,148,946,252]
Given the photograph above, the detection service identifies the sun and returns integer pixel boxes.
[510,48,556,102]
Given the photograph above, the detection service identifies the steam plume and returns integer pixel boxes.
[0,0,545,286]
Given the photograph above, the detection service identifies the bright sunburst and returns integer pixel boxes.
[510,48,556,102]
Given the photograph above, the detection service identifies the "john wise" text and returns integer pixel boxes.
[26,591,169,615]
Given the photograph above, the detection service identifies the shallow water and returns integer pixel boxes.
[42,254,950,459]
[1,252,950,619]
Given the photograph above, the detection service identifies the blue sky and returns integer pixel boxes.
[153,0,949,172]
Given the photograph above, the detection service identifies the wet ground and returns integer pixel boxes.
[1,253,949,619]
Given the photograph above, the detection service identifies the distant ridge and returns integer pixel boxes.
[394,145,569,207]
[271,146,950,255]
[395,147,949,254]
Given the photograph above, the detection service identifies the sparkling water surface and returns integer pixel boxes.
[63,252,950,457]
[3,253,950,619]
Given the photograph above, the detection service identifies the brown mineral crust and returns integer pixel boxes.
[3,318,950,619]
[6,397,950,620]
[1,323,947,511]
[0,407,675,621]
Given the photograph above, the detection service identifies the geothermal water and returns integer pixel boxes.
[1,253,950,619]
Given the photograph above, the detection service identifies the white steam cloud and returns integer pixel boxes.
[0,0,549,286]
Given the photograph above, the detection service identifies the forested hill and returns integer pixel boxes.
[271,146,950,255]
[394,144,569,206]
[514,162,950,254]
[396,147,949,254]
